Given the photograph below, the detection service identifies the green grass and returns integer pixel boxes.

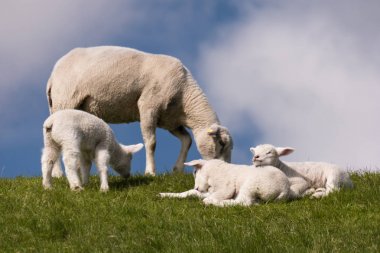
[0,172,379,252]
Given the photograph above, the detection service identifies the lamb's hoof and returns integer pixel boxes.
[43,184,52,190]
[100,185,109,192]
[71,185,83,192]
[52,170,64,178]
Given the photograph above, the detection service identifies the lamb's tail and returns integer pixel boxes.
[46,77,53,114]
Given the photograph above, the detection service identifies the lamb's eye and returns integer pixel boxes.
[266,151,272,155]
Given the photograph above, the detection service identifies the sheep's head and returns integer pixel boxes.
[250,144,294,167]
[184,159,209,192]
[113,143,144,178]
[195,124,233,162]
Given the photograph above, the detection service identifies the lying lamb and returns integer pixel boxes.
[250,144,353,198]
[160,159,291,206]
[41,109,144,191]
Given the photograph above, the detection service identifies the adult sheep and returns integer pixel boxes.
[47,46,233,176]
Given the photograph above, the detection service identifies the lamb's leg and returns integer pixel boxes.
[62,150,83,191]
[80,158,92,186]
[169,126,192,173]
[203,188,235,206]
[159,189,209,199]
[52,160,64,178]
[95,148,110,192]
[41,146,60,189]
[138,107,157,176]
[288,177,311,199]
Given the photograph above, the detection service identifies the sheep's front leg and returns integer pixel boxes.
[169,126,192,173]
[139,107,158,176]
[159,189,209,199]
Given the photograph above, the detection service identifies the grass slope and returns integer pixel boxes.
[0,172,379,252]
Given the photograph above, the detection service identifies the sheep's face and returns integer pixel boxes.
[250,144,294,167]
[113,143,144,178]
[196,124,233,163]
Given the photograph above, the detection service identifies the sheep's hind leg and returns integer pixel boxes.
[169,126,192,173]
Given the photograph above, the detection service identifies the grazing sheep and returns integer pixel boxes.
[160,159,291,207]
[250,144,353,198]
[41,109,144,191]
[47,46,233,176]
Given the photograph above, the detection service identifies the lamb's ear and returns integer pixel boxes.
[123,143,144,154]
[276,147,294,157]
[249,147,256,154]
[184,159,206,170]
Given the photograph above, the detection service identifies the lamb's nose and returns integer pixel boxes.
[254,155,259,160]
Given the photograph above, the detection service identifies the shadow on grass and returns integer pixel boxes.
[109,175,154,191]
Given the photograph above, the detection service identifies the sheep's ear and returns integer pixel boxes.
[207,124,219,136]
[249,147,256,154]
[123,143,144,154]
[276,147,294,157]
[184,159,206,170]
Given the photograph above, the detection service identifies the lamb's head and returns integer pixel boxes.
[195,124,233,162]
[184,159,209,192]
[112,143,144,178]
[250,144,294,167]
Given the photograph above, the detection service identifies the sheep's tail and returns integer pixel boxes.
[46,77,53,114]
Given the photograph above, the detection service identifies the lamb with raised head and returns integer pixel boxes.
[41,109,144,191]
[160,159,291,206]
[47,46,233,176]
[250,144,353,198]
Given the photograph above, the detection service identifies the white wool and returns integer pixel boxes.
[251,144,353,198]
[47,46,233,176]
[41,109,143,191]
[160,159,290,207]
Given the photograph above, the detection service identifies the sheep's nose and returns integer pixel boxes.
[254,155,259,160]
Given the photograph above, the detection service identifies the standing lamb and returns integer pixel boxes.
[160,159,291,207]
[47,46,233,176]
[250,144,353,198]
[41,109,143,191]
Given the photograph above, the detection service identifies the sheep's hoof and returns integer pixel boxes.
[144,171,156,176]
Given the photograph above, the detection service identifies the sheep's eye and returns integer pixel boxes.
[266,151,272,155]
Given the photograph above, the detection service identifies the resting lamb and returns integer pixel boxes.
[160,159,291,206]
[250,144,353,198]
[47,46,233,176]
[41,109,143,191]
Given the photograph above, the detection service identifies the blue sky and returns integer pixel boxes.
[1,0,379,178]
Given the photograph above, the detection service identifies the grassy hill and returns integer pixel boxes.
[0,172,379,252]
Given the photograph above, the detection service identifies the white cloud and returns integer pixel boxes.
[198,0,380,169]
